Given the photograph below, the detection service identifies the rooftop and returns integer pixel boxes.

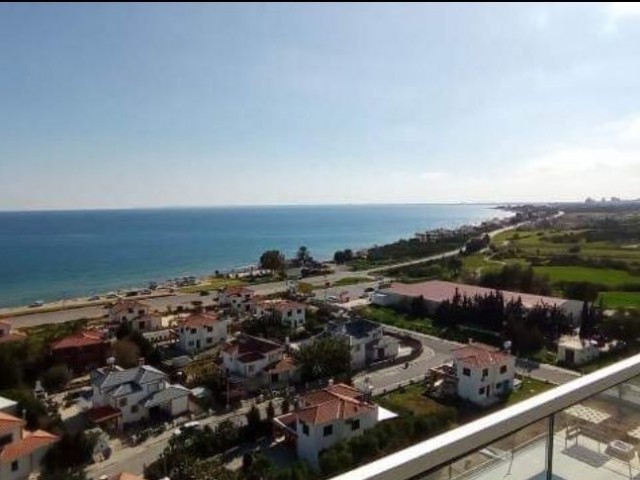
[222,334,283,357]
[452,343,512,368]
[383,280,575,309]
[50,330,106,350]
[294,383,374,426]
[181,312,221,328]
[0,429,59,463]
[91,364,167,390]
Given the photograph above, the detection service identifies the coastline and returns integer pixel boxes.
[0,204,515,312]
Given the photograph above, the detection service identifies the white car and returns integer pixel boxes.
[172,420,202,437]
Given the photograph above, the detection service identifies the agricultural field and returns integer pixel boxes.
[532,266,640,288]
[598,291,640,309]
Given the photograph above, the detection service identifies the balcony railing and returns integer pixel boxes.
[330,353,640,480]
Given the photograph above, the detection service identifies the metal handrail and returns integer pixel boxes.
[330,353,640,480]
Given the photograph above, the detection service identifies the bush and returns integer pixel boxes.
[42,365,72,392]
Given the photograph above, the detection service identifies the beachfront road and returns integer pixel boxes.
[4,218,538,330]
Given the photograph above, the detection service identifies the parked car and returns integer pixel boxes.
[172,420,202,437]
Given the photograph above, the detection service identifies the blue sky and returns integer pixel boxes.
[1,3,640,210]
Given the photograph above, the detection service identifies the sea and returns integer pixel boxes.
[0,204,512,308]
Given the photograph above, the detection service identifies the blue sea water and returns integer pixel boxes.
[0,204,511,308]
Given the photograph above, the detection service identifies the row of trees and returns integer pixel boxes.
[479,264,552,296]
[430,291,575,354]
[333,249,354,264]
[259,246,315,272]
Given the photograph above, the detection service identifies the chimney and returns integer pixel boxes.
[468,338,474,344]
[328,378,334,387]
[106,356,116,371]
[138,357,146,367]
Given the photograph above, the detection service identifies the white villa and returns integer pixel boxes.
[0,411,59,480]
[327,319,399,370]
[254,300,306,330]
[177,312,229,354]
[273,383,378,468]
[222,334,287,381]
[88,362,190,430]
[452,343,516,407]
[218,286,255,314]
[109,300,152,324]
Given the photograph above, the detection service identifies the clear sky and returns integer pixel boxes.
[1,3,640,210]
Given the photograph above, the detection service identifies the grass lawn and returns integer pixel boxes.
[378,384,456,417]
[506,377,555,406]
[179,277,246,293]
[331,276,372,287]
[533,266,640,287]
[357,306,442,337]
[598,291,640,308]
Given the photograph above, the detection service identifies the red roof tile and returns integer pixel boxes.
[385,280,569,309]
[181,312,220,328]
[51,331,106,350]
[264,356,297,374]
[0,412,25,432]
[223,286,254,297]
[452,344,511,368]
[87,405,122,423]
[295,383,373,426]
[0,430,59,462]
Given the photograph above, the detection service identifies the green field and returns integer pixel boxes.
[377,384,456,417]
[328,276,372,287]
[532,266,640,287]
[598,291,640,308]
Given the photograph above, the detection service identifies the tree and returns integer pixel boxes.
[42,364,72,392]
[296,246,311,266]
[294,337,351,382]
[42,431,96,478]
[260,250,286,272]
[333,250,346,264]
[266,400,276,419]
[113,339,140,368]
[409,295,428,318]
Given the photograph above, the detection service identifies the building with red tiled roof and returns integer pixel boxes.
[253,300,306,330]
[222,334,286,382]
[0,411,59,479]
[177,312,229,354]
[452,342,515,407]
[50,331,111,374]
[373,280,583,324]
[273,382,378,468]
[219,286,255,314]
[109,299,152,323]
[0,321,27,345]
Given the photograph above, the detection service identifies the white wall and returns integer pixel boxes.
[455,356,516,407]
[296,409,378,468]
[178,321,228,354]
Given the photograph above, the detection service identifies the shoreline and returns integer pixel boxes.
[0,205,518,314]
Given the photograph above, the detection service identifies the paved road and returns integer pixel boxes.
[86,400,281,479]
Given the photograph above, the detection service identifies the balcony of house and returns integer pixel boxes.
[330,353,640,480]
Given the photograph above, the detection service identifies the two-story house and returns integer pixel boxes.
[273,383,378,469]
[452,342,515,407]
[129,313,163,333]
[177,312,229,354]
[221,334,286,381]
[327,319,399,370]
[254,300,306,330]
[50,330,112,374]
[0,411,59,480]
[218,286,255,314]
[109,300,151,324]
[89,362,190,429]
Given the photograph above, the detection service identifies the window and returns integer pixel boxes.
[301,422,309,436]
[119,398,128,407]
[188,340,194,346]
[297,309,302,314]
[478,387,485,395]
[138,309,145,315]
[323,425,333,437]
[495,382,502,390]
[11,460,18,472]
[139,321,145,330]
[190,328,197,334]
[500,365,507,374]
[206,337,213,344]
[351,419,360,431]
[0,434,12,447]
[131,405,139,414]
[207,326,213,332]
[482,368,489,377]
[287,311,292,317]
[462,368,471,377]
